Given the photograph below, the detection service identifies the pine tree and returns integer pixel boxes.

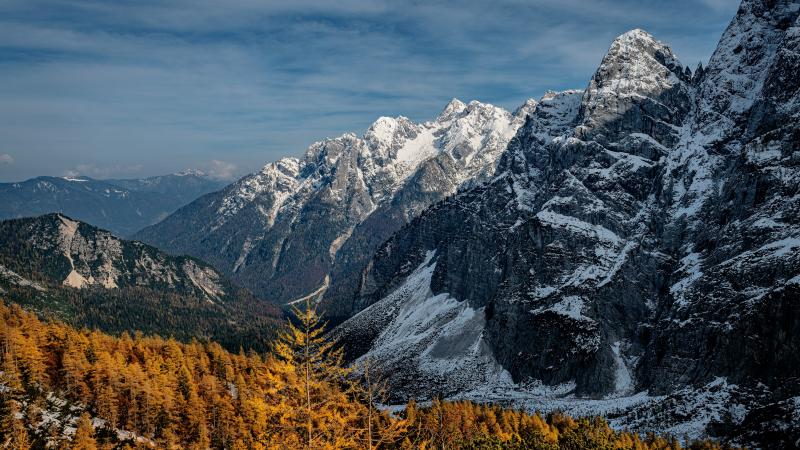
[356,358,408,449]
[71,412,98,450]
[267,298,364,449]
[0,346,23,395]
[0,398,31,450]
[62,337,90,399]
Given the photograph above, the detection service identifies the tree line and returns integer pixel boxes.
[0,299,741,449]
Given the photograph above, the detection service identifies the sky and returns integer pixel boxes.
[0,0,742,182]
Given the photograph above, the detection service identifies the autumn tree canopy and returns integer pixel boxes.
[0,300,739,450]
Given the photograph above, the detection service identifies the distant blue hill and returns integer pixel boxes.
[0,171,226,237]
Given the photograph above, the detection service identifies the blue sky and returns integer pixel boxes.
[0,0,741,182]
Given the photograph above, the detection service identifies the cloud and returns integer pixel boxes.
[0,154,13,164]
[0,0,743,181]
[202,160,238,180]
[63,163,143,179]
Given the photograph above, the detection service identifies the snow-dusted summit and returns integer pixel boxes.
[333,1,800,447]
[135,97,553,305]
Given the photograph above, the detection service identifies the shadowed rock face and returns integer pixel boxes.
[341,28,690,397]
[333,2,800,446]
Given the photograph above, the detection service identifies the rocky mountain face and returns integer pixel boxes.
[135,99,537,307]
[0,213,279,350]
[0,171,226,237]
[332,1,800,447]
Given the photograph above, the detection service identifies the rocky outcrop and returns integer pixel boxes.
[333,2,800,447]
[1,213,232,299]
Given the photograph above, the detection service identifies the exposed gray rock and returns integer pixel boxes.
[333,3,800,447]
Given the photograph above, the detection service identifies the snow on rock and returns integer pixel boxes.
[334,4,800,447]
[339,251,511,398]
[436,98,468,124]
[609,341,634,397]
[214,157,300,228]
[530,296,592,322]
[577,28,689,141]
[535,210,621,244]
[697,0,797,129]
[613,378,749,441]
[669,250,704,307]
[137,95,542,304]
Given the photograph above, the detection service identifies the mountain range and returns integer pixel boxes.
[332,1,800,447]
[0,170,226,236]
[132,0,799,446]
[134,97,541,312]
[1,0,798,447]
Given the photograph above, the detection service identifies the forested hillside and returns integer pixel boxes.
[0,214,281,352]
[0,300,739,449]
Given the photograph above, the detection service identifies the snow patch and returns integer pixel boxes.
[759,237,800,257]
[670,251,704,307]
[598,241,636,287]
[350,250,509,392]
[535,210,621,243]
[610,341,634,397]
[531,296,592,322]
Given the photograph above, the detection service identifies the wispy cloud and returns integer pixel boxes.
[63,163,143,179]
[0,154,13,165]
[0,0,742,182]
[201,160,238,180]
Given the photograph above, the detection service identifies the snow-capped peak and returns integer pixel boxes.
[601,28,683,80]
[366,116,403,142]
[513,98,538,118]
[577,28,689,141]
[202,96,530,246]
[614,28,658,46]
[437,98,468,123]
[697,0,799,126]
[261,157,301,178]
[363,116,420,155]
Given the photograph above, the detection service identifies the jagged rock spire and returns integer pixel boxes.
[576,28,691,145]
